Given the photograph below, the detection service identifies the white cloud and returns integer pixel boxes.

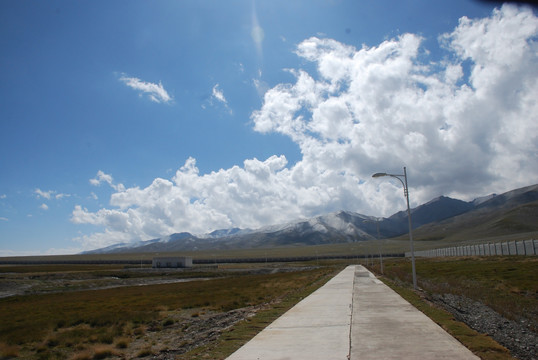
[251,6,264,58]
[40,203,49,210]
[212,84,227,104]
[119,75,172,103]
[208,84,232,114]
[253,77,269,98]
[0,217,8,221]
[90,170,125,192]
[35,188,54,200]
[74,5,538,250]
[35,189,69,202]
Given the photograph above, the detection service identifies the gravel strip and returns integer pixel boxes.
[431,293,537,360]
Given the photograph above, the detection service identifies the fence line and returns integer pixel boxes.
[407,239,537,258]
[0,253,406,265]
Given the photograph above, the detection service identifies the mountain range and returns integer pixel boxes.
[83,183,538,254]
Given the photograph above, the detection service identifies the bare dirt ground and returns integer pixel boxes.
[133,306,262,359]
[0,266,303,299]
[0,273,210,299]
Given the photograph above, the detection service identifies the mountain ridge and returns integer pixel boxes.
[83,183,538,254]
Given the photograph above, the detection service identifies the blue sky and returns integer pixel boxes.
[1,1,537,256]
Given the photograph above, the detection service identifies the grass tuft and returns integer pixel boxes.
[69,350,92,360]
[136,346,153,357]
[114,337,130,349]
[91,345,118,359]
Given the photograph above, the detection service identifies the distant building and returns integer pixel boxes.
[152,256,193,268]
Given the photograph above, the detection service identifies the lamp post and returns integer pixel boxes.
[372,167,417,290]
[375,218,383,275]
[364,218,383,274]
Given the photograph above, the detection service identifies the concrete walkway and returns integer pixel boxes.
[226,265,355,360]
[226,265,479,360]
[350,266,478,360]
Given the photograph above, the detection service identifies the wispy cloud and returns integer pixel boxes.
[35,188,69,200]
[90,170,125,192]
[208,84,232,114]
[35,188,54,200]
[212,84,227,104]
[251,4,264,58]
[40,203,49,210]
[119,75,172,104]
[0,217,8,222]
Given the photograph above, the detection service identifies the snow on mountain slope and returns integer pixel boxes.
[82,184,538,254]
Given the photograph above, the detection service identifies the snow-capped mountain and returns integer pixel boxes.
[82,184,538,254]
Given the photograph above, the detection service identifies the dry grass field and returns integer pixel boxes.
[1,255,537,359]
[0,263,342,359]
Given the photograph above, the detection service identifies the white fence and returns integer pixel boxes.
[407,239,538,258]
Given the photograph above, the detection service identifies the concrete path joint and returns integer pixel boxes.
[227,265,479,360]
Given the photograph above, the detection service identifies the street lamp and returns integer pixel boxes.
[372,167,417,290]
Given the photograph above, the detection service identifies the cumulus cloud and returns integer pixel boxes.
[73,5,538,249]
[252,4,538,200]
[40,203,49,210]
[119,75,172,103]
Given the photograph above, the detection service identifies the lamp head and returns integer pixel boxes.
[372,172,387,178]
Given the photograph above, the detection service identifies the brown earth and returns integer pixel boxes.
[124,306,261,359]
